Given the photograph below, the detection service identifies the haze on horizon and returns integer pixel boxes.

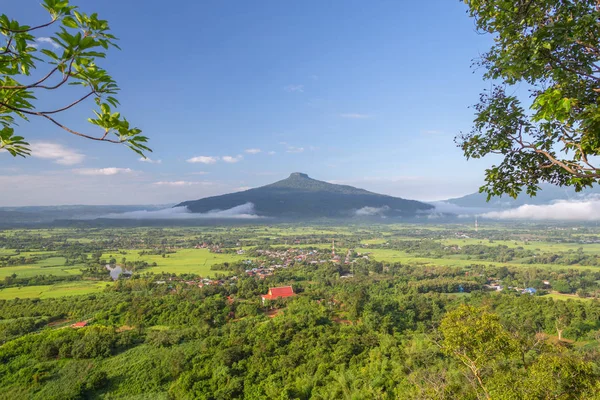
[0,0,497,207]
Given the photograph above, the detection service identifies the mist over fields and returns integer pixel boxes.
[104,203,261,220]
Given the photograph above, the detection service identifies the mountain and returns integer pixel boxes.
[444,184,600,209]
[177,172,433,218]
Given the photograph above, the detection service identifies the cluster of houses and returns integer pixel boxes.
[485,278,551,295]
[246,266,276,279]
[254,246,367,266]
[194,242,223,253]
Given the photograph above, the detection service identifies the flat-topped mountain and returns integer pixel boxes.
[177,173,433,218]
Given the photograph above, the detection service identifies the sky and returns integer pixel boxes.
[0,0,499,206]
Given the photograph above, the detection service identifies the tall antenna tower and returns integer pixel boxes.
[475,216,479,232]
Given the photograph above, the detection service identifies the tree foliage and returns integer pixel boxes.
[440,304,518,399]
[0,0,150,158]
[458,0,600,199]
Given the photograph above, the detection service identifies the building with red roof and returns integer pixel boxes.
[71,321,88,328]
[261,286,295,303]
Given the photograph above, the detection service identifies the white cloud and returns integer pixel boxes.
[105,203,261,220]
[139,157,162,164]
[286,146,304,153]
[222,155,243,163]
[430,201,492,216]
[187,156,218,164]
[355,206,389,216]
[153,181,212,186]
[340,113,371,119]
[284,84,304,93]
[30,142,85,165]
[245,148,261,154]
[36,37,59,49]
[482,198,600,221]
[189,171,209,175]
[279,141,314,154]
[268,151,276,155]
[74,168,133,176]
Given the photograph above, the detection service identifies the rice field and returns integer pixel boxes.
[0,281,109,300]
[101,248,245,276]
[544,293,595,302]
[440,238,600,253]
[357,248,600,271]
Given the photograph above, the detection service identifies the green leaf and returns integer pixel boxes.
[62,16,78,28]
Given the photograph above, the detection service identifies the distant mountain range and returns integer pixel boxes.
[3,178,598,225]
[177,172,433,218]
[444,184,600,209]
[0,205,170,224]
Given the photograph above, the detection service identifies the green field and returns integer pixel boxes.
[440,238,600,253]
[0,248,246,280]
[358,248,600,271]
[544,293,594,302]
[0,264,83,278]
[0,281,109,300]
[360,238,387,245]
[101,248,245,276]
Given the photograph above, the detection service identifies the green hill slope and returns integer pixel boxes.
[177,173,433,218]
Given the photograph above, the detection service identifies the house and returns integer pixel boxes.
[71,321,88,328]
[261,286,295,304]
[523,287,537,295]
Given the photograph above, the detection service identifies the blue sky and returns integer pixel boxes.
[0,0,498,206]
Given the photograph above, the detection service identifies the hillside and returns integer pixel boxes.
[177,172,433,218]
[445,184,600,209]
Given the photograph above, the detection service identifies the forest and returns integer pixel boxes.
[1,224,600,398]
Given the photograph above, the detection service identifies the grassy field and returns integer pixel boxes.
[360,239,388,245]
[544,293,595,302]
[0,281,109,300]
[440,238,600,253]
[358,248,600,271]
[0,248,245,279]
[0,264,83,278]
[102,249,245,276]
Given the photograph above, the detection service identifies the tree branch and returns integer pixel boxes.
[0,36,14,55]
[0,66,60,90]
[40,90,96,114]
[0,100,122,143]
[0,18,58,34]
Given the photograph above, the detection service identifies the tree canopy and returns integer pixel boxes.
[458,0,600,199]
[0,0,150,158]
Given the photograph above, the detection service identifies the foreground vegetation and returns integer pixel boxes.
[1,223,600,398]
